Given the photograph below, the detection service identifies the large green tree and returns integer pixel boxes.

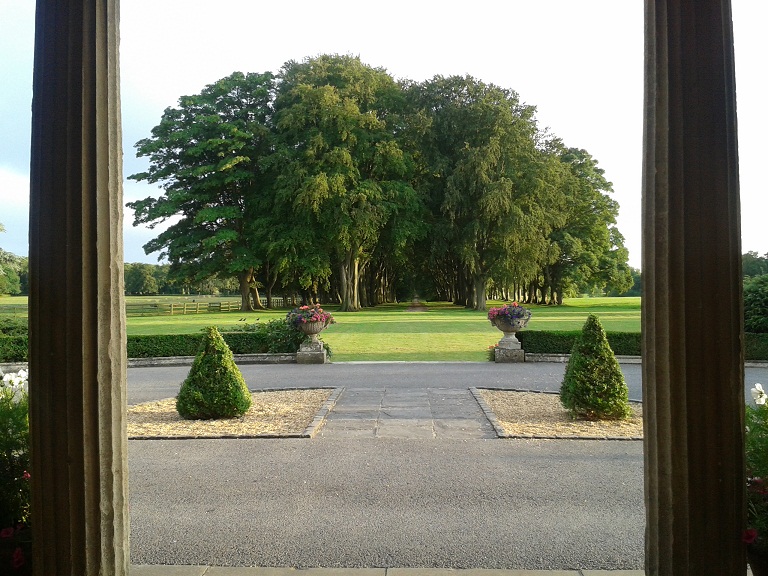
[124,263,159,295]
[405,75,560,310]
[271,55,422,311]
[0,223,23,296]
[540,145,632,304]
[744,252,768,278]
[127,71,275,311]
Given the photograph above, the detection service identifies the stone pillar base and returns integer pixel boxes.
[495,348,525,363]
[297,341,327,364]
[296,349,327,364]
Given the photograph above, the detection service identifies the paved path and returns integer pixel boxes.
[127,362,768,570]
[128,363,647,570]
[320,385,496,439]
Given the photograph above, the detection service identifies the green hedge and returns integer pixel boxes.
[127,334,206,358]
[126,331,297,358]
[0,336,28,363]
[745,333,768,362]
[3,331,768,363]
[518,331,641,356]
[0,321,306,363]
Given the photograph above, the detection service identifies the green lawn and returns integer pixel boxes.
[1,295,641,362]
[124,297,640,362]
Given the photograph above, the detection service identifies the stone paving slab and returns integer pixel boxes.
[130,568,643,576]
[206,568,385,576]
[321,386,495,440]
[388,570,581,576]
[581,571,646,576]
[131,566,209,576]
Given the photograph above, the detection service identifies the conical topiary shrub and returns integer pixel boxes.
[560,313,631,420]
[176,326,252,419]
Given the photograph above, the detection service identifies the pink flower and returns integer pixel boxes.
[0,527,14,538]
[12,546,25,569]
[743,528,759,544]
[22,471,30,481]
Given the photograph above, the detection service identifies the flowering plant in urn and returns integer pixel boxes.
[286,304,335,328]
[487,302,532,328]
[487,302,531,350]
[286,304,336,351]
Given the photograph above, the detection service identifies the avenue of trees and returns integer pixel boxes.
[126,54,634,311]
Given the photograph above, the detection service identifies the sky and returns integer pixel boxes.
[0,1,765,270]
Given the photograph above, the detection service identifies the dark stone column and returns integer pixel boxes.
[643,0,744,574]
[28,0,129,574]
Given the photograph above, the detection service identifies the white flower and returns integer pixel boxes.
[0,370,28,400]
[752,383,767,405]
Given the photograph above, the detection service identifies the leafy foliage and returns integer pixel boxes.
[744,252,768,278]
[745,275,768,333]
[272,55,423,311]
[517,330,641,356]
[127,334,207,358]
[126,58,635,310]
[746,395,768,554]
[175,326,252,419]
[219,319,307,354]
[0,336,28,363]
[405,75,554,310]
[0,317,27,337]
[128,71,275,311]
[746,334,768,361]
[540,146,632,304]
[0,383,30,527]
[559,314,631,420]
[124,263,159,295]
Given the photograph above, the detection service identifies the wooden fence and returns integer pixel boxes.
[0,304,28,317]
[1,296,287,318]
[125,300,242,317]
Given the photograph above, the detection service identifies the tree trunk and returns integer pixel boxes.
[249,284,265,310]
[339,252,361,311]
[238,270,255,312]
[238,267,265,312]
[359,261,370,308]
[264,260,277,309]
[473,274,488,311]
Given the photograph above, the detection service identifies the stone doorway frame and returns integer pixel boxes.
[27,1,744,574]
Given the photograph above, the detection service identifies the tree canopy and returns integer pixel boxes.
[127,55,634,310]
[127,71,275,311]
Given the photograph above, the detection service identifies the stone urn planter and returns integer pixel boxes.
[488,304,532,350]
[487,303,532,363]
[298,320,327,345]
[491,316,530,348]
[286,305,335,364]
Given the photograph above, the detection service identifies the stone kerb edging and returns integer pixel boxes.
[524,353,642,364]
[4,355,768,373]
[0,353,298,373]
[127,353,297,367]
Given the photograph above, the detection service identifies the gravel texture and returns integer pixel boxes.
[127,389,333,438]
